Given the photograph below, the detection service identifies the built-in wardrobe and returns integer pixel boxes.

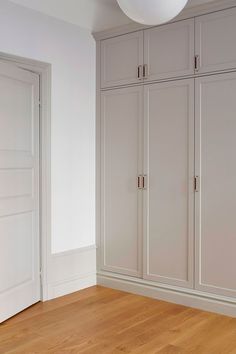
[96,6,236,316]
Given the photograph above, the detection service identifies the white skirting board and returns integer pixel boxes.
[97,272,236,318]
[46,245,97,300]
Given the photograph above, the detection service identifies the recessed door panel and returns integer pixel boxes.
[144,19,194,81]
[101,86,143,277]
[144,79,194,288]
[101,31,144,88]
[0,169,33,198]
[195,72,236,298]
[0,76,33,152]
[196,8,236,73]
[0,212,33,293]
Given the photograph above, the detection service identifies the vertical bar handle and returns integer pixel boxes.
[137,175,147,189]
[137,65,143,80]
[195,55,200,72]
[194,176,200,192]
[142,175,147,190]
[143,64,148,79]
[137,175,142,189]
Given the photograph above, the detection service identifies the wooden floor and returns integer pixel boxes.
[1,286,236,353]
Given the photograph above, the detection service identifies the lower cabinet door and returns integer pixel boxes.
[100,86,143,277]
[195,72,236,298]
[143,79,194,288]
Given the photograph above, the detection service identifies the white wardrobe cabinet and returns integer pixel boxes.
[144,19,194,81]
[101,31,144,88]
[143,79,194,288]
[195,8,236,74]
[100,86,143,277]
[195,72,236,298]
[101,19,194,89]
[100,79,195,285]
[101,8,236,90]
[98,5,236,316]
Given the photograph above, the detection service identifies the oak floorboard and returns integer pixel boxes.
[0,286,236,354]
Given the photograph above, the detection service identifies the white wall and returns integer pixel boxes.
[0,0,96,254]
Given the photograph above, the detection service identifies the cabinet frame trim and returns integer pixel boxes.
[93,0,236,41]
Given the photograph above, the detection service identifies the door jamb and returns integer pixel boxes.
[0,52,51,301]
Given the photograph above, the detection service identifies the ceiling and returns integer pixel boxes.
[9,0,217,32]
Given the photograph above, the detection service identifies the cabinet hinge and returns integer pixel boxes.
[194,176,200,192]
[194,55,200,72]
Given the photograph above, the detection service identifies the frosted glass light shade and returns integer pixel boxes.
[117,0,189,25]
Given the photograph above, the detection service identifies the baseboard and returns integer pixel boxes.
[97,272,236,317]
[46,245,97,300]
[48,273,96,300]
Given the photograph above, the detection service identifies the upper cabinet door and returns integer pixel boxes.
[195,8,236,74]
[144,19,194,82]
[101,31,144,88]
[195,72,236,298]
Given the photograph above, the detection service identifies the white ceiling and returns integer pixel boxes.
[9,0,216,32]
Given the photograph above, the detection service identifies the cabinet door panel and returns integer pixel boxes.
[144,19,194,81]
[101,31,143,88]
[196,8,236,73]
[101,87,143,277]
[195,73,236,298]
[144,79,194,288]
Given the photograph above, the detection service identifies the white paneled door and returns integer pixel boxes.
[195,72,236,298]
[101,86,143,277]
[143,79,194,288]
[0,62,40,322]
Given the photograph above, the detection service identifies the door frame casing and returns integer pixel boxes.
[0,52,51,301]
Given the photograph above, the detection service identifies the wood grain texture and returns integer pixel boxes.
[1,286,236,353]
